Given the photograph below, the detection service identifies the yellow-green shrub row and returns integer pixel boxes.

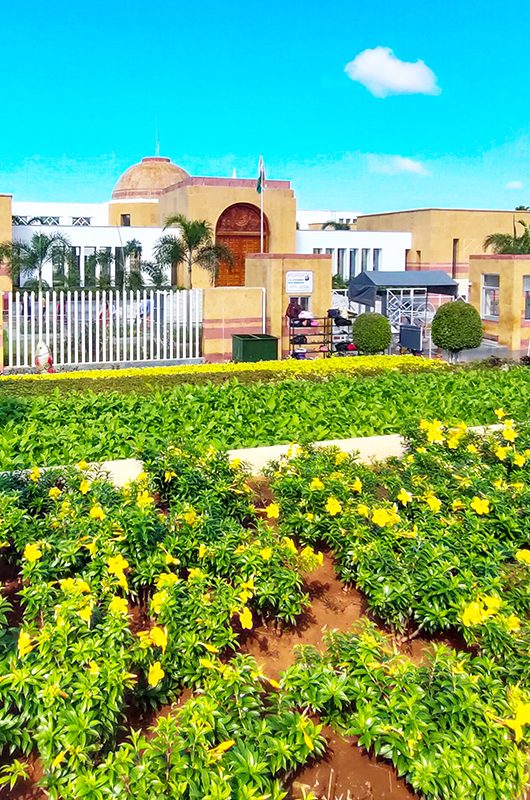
[0,354,445,382]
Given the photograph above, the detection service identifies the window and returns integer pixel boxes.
[337,248,346,279]
[12,215,28,225]
[345,218,351,224]
[52,246,67,287]
[115,247,125,289]
[84,247,96,288]
[325,248,334,254]
[120,214,131,226]
[524,276,530,320]
[339,218,344,223]
[38,216,60,226]
[349,249,358,279]
[312,248,322,254]
[482,274,500,319]
[361,248,370,271]
[290,296,310,311]
[373,249,382,271]
[72,216,91,226]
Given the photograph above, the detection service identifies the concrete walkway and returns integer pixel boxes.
[95,424,501,484]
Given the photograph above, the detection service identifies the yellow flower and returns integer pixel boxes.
[351,477,363,494]
[399,528,418,539]
[108,596,129,616]
[183,508,198,526]
[208,740,236,760]
[335,451,348,465]
[283,537,297,555]
[424,495,442,514]
[155,573,178,589]
[137,630,151,649]
[150,626,168,653]
[108,554,129,575]
[198,544,207,559]
[505,615,521,632]
[503,700,530,741]
[164,553,179,565]
[77,460,89,471]
[48,487,62,500]
[78,603,93,624]
[493,478,506,490]
[495,408,506,419]
[84,540,97,557]
[305,512,315,522]
[88,661,100,676]
[23,543,42,562]
[470,496,490,516]
[466,444,478,454]
[188,567,204,580]
[204,643,219,653]
[51,751,66,770]
[397,488,412,505]
[357,503,370,517]
[325,497,342,516]
[199,657,217,670]
[89,505,105,521]
[516,549,530,565]
[164,470,176,482]
[268,678,281,689]
[503,427,517,443]
[371,508,391,527]
[452,499,464,511]
[416,446,427,454]
[310,477,324,491]
[461,601,488,627]
[514,453,526,467]
[18,630,34,658]
[239,607,253,630]
[28,466,41,483]
[495,446,508,461]
[147,661,165,687]
[79,479,91,495]
[137,490,154,510]
[229,457,241,470]
[265,503,280,519]
[259,547,273,561]
[483,595,502,614]
[447,437,460,450]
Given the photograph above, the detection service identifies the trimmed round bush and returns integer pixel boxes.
[352,313,392,354]
[431,301,483,355]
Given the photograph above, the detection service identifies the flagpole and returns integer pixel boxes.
[260,155,264,253]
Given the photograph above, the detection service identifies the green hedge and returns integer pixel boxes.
[1,366,530,469]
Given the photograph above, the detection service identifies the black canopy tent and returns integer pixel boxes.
[348,270,459,306]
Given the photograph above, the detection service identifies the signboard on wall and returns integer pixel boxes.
[285,271,313,294]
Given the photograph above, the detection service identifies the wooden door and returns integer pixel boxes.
[215,203,268,287]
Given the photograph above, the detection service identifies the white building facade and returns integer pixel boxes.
[296,229,411,280]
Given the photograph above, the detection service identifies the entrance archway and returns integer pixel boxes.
[215,203,269,286]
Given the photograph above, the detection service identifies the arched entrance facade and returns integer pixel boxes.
[215,203,269,286]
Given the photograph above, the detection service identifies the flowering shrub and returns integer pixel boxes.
[280,622,528,800]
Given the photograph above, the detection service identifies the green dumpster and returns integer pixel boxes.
[232,334,278,363]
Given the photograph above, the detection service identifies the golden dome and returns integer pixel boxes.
[112,157,189,199]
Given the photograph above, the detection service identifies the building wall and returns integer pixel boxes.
[0,195,12,291]
[469,254,530,351]
[108,200,160,227]
[12,224,164,287]
[357,209,530,279]
[245,254,332,356]
[296,229,410,277]
[160,178,296,251]
[202,286,265,362]
[13,201,108,226]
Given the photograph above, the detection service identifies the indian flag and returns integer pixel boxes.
[256,156,265,193]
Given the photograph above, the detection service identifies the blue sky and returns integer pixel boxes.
[2,0,530,212]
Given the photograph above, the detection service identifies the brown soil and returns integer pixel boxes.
[290,727,415,800]
[241,553,364,679]
[0,752,44,800]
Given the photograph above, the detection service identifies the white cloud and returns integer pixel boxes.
[345,47,440,98]
[505,180,524,189]
[367,154,430,176]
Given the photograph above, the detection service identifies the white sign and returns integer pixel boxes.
[286,271,313,294]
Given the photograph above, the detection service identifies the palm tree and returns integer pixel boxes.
[142,260,170,290]
[0,232,70,291]
[483,219,530,254]
[322,221,351,231]
[158,214,234,288]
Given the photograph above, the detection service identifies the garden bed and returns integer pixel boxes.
[2,418,530,799]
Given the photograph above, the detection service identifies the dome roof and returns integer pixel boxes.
[112,157,189,199]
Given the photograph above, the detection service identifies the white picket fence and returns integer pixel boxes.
[2,289,203,369]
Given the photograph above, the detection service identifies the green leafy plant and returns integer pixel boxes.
[431,301,483,359]
[351,312,392,354]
